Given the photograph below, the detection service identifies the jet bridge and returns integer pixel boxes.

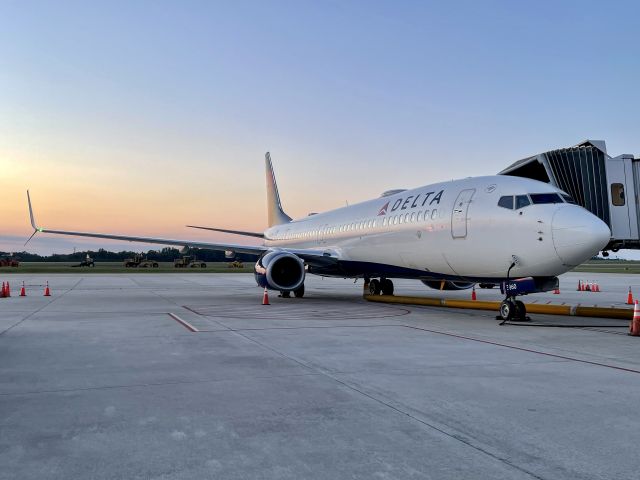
[499,140,640,252]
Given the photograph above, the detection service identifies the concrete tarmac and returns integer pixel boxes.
[1,272,639,480]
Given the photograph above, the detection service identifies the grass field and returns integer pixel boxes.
[573,261,640,274]
[0,262,254,274]
[2,261,640,275]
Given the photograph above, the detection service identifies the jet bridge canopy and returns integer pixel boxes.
[499,140,640,251]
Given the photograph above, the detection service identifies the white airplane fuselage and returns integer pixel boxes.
[263,175,610,282]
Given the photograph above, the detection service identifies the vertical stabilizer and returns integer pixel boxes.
[265,153,292,227]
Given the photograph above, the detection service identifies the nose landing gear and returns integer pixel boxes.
[498,298,528,324]
[498,258,530,324]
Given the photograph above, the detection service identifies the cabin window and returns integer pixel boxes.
[405,213,410,223]
[431,209,438,219]
[498,196,514,209]
[382,217,387,226]
[515,195,531,209]
[399,215,404,224]
[611,183,625,206]
[393,216,398,225]
[410,212,415,222]
[424,210,429,220]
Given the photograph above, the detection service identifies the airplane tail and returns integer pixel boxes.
[265,152,292,227]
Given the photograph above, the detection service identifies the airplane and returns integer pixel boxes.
[26,152,611,321]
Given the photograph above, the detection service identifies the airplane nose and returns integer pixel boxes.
[551,206,611,266]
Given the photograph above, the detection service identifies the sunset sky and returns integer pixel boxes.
[1,1,639,255]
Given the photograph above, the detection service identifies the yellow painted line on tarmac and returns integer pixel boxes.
[364,294,634,320]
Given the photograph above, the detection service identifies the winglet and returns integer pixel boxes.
[25,190,41,246]
[265,152,292,227]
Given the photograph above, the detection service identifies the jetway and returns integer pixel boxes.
[499,140,640,252]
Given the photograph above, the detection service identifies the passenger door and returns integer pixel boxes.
[451,189,475,238]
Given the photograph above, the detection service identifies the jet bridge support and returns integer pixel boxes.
[499,140,640,252]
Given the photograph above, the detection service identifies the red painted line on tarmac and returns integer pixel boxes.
[167,313,199,332]
[404,325,640,375]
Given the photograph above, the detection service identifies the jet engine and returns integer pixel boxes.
[421,280,475,291]
[254,251,305,291]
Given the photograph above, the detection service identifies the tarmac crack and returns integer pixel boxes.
[230,329,550,480]
[0,372,322,397]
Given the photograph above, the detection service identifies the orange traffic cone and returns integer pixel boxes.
[627,287,634,305]
[0,282,5,298]
[5,282,10,297]
[44,281,51,297]
[471,286,477,301]
[577,280,582,291]
[20,281,26,297]
[553,286,560,294]
[586,281,591,292]
[262,287,270,305]
[630,301,640,336]
[593,282,600,293]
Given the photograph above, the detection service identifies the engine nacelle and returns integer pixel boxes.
[254,251,305,292]
[421,280,475,291]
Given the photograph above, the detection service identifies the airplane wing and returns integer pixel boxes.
[25,191,338,265]
[186,225,265,238]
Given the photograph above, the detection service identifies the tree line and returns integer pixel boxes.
[0,247,259,263]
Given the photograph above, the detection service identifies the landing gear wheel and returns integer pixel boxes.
[369,279,381,295]
[294,284,305,298]
[499,300,514,321]
[280,291,291,298]
[381,279,394,296]
[515,300,526,320]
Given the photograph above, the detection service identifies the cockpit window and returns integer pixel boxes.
[515,195,531,209]
[561,194,576,204]
[498,196,514,209]
[530,193,563,204]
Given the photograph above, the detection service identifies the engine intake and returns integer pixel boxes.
[254,251,305,291]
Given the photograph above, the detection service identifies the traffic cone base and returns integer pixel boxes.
[629,300,640,336]
[262,287,270,305]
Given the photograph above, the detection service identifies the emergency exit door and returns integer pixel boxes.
[451,189,475,238]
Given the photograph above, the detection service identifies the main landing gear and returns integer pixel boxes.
[279,284,305,298]
[368,278,394,296]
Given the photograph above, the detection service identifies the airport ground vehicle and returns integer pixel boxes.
[73,254,95,267]
[124,254,159,268]
[173,255,206,268]
[228,260,244,268]
[0,257,19,267]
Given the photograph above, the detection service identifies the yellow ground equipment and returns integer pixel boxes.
[124,254,159,268]
[173,256,206,268]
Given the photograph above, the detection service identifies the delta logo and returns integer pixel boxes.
[377,189,444,215]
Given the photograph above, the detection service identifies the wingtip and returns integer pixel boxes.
[26,189,38,231]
